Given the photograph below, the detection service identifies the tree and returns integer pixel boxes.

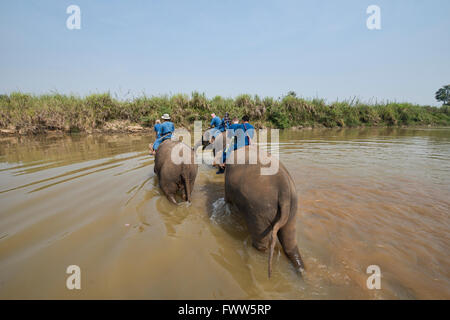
[286,91,297,98]
[435,85,450,105]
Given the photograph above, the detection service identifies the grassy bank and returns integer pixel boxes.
[1,92,449,134]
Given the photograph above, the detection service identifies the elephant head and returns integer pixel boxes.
[193,128,216,152]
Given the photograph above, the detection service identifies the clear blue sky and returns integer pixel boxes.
[0,0,449,105]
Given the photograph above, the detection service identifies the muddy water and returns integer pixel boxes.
[0,128,449,299]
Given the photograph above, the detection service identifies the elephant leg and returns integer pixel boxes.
[181,192,187,201]
[247,220,272,252]
[161,181,178,205]
[224,189,231,203]
[252,238,269,252]
[278,219,305,274]
[166,194,177,204]
[190,179,196,195]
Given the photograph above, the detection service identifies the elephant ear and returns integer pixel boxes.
[203,129,211,141]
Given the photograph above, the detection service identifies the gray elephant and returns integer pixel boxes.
[195,141,305,277]
[154,139,198,204]
[193,128,226,159]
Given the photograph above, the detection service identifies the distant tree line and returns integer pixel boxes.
[0,91,449,135]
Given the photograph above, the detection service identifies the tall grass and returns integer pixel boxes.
[0,92,449,134]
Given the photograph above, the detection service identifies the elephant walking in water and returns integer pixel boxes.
[195,138,305,277]
[154,139,198,204]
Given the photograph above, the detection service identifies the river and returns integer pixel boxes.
[0,127,449,299]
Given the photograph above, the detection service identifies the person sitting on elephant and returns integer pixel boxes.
[216,115,254,174]
[226,117,240,148]
[150,114,174,155]
[240,115,255,146]
[149,119,163,154]
[213,117,239,174]
[154,119,162,139]
[221,112,231,131]
[230,115,254,150]
[210,113,222,129]
[228,117,240,130]
[210,113,223,140]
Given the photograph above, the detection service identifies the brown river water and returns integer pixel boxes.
[0,128,449,299]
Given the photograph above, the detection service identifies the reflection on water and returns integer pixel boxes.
[0,128,449,299]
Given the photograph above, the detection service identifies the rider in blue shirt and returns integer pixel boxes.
[210,113,222,129]
[151,114,174,155]
[210,113,223,139]
[220,112,231,132]
[228,118,241,132]
[224,117,241,159]
[217,115,254,174]
[161,120,174,135]
[240,116,254,147]
[154,120,162,139]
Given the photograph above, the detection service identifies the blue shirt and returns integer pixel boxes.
[160,121,174,136]
[219,118,229,132]
[227,123,241,138]
[210,116,222,129]
[227,122,254,148]
[241,122,254,146]
[228,123,241,131]
[154,123,162,138]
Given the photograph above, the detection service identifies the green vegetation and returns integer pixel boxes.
[1,92,449,134]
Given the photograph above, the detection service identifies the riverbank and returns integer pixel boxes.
[1,92,449,135]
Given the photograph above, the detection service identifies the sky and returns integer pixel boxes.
[0,0,449,105]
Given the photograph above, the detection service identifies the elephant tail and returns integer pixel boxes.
[268,220,281,278]
[268,200,291,278]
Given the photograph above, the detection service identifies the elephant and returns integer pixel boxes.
[195,140,305,277]
[154,139,198,204]
[193,128,226,161]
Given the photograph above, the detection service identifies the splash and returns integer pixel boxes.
[210,198,231,224]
